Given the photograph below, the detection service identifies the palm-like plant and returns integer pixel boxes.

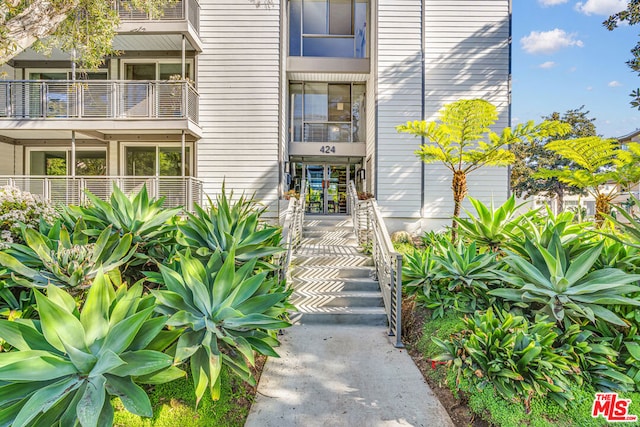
[402,248,440,296]
[149,250,291,405]
[490,233,640,327]
[0,273,184,427]
[177,186,283,267]
[397,99,569,241]
[455,195,536,252]
[0,222,135,290]
[537,138,640,223]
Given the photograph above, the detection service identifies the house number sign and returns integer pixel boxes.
[320,145,336,154]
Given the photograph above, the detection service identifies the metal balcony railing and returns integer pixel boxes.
[0,176,203,212]
[0,80,199,123]
[116,0,200,32]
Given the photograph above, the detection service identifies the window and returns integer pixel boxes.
[124,62,192,80]
[289,0,368,58]
[29,149,106,176]
[125,145,191,176]
[290,82,365,143]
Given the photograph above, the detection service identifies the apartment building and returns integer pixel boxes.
[0,0,511,231]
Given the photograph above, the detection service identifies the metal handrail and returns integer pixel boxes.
[278,179,306,283]
[0,175,203,211]
[348,180,403,348]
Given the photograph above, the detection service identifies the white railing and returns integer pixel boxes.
[0,176,203,211]
[348,180,403,348]
[278,179,306,282]
[0,80,199,123]
[116,0,200,32]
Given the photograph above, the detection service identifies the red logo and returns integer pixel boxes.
[592,393,637,422]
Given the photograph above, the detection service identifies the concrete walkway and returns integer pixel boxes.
[245,216,453,427]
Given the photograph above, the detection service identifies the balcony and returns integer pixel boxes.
[0,80,198,122]
[115,0,202,52]
[0,176,204,212]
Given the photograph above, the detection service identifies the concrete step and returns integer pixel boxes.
[300,237,359,246]
[292,255,374,267]
[291,307,388,326]
[303,217,352,228]
[302,230,355,239]
[291,291,383,308]
[294,278,380,292]
[292,266,375,280]
[295,245,363,257]
[302,225,353,233]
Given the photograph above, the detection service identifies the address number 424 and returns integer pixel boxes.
[320,145,336,153]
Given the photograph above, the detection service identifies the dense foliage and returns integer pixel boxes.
[402,195,640,417]
[0,184,291,425]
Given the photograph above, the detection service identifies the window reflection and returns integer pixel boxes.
[290,82,365,143]
[289,0,368,58]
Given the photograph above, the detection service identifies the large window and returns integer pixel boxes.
[28,149,107,176]
[290,82,365,143]
[124,62,193,80]
[125,145,191,176]
[289,0,368,58]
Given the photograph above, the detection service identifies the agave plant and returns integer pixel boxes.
[490,232,640,327]
[65,184,180,269]
[177,186,283,267]
[402,248,440,296]
[455,195,536,252]
[0,222,135,290]
[432,308,577,408]
[149,249,291,404]
[0,273,184,427]
[433,241,499,292]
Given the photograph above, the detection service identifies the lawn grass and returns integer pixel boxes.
[113,367,254,427]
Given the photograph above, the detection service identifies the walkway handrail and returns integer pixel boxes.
[348,181,403,348]
[278,179,306,283]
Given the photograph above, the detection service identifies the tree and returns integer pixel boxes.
[604,1,640,109]
[0,0,174,68]
[397,99,569,241]
[510,106,596,212]
[537,137,640,223]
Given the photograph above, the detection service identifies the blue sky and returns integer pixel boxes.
[511,0,639,137]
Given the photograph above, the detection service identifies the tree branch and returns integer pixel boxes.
[0,0,80,64]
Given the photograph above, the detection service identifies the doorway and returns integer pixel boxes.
[303,164,348,214]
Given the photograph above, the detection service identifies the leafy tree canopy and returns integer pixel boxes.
[604,1,640,109]
[0,0,175,69]
[510,106,596,209]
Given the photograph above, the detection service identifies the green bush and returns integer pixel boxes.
[433,308,577,408]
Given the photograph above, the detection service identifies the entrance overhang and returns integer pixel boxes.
[288,142,365,157]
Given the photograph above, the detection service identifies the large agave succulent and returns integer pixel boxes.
[0,221,135,290]
[0,273,184,427]
[149,249,291,404]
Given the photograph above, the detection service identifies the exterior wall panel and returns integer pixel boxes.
[197,0,282,214]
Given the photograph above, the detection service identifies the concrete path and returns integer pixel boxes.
[245,216,453,427]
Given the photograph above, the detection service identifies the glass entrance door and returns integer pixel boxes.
[304,164,348,214]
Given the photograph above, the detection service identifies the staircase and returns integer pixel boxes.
[290,215,387,326]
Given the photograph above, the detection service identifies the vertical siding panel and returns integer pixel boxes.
[423,0,511,219]
[197,1,282,215]
[0,142,15,175]
[376,0,423,218]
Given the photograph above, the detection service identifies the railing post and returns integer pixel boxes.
[394,253,403,348]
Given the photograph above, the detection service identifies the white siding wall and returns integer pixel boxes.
[197,0,282,215]
[423,0,511,219]
[0,143,16,174]
[376,0,423,218]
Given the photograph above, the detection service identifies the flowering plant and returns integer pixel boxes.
[0,186,58,249]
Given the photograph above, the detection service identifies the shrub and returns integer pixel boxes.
[0,186,58,249]
[433,308,577,408]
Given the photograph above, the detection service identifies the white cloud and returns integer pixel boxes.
[539,61,556,69]
[586,86,593,91]
[538,0,569,5]
[608,80,622,87]
[575,0,626,16]
[520,29,584,54]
